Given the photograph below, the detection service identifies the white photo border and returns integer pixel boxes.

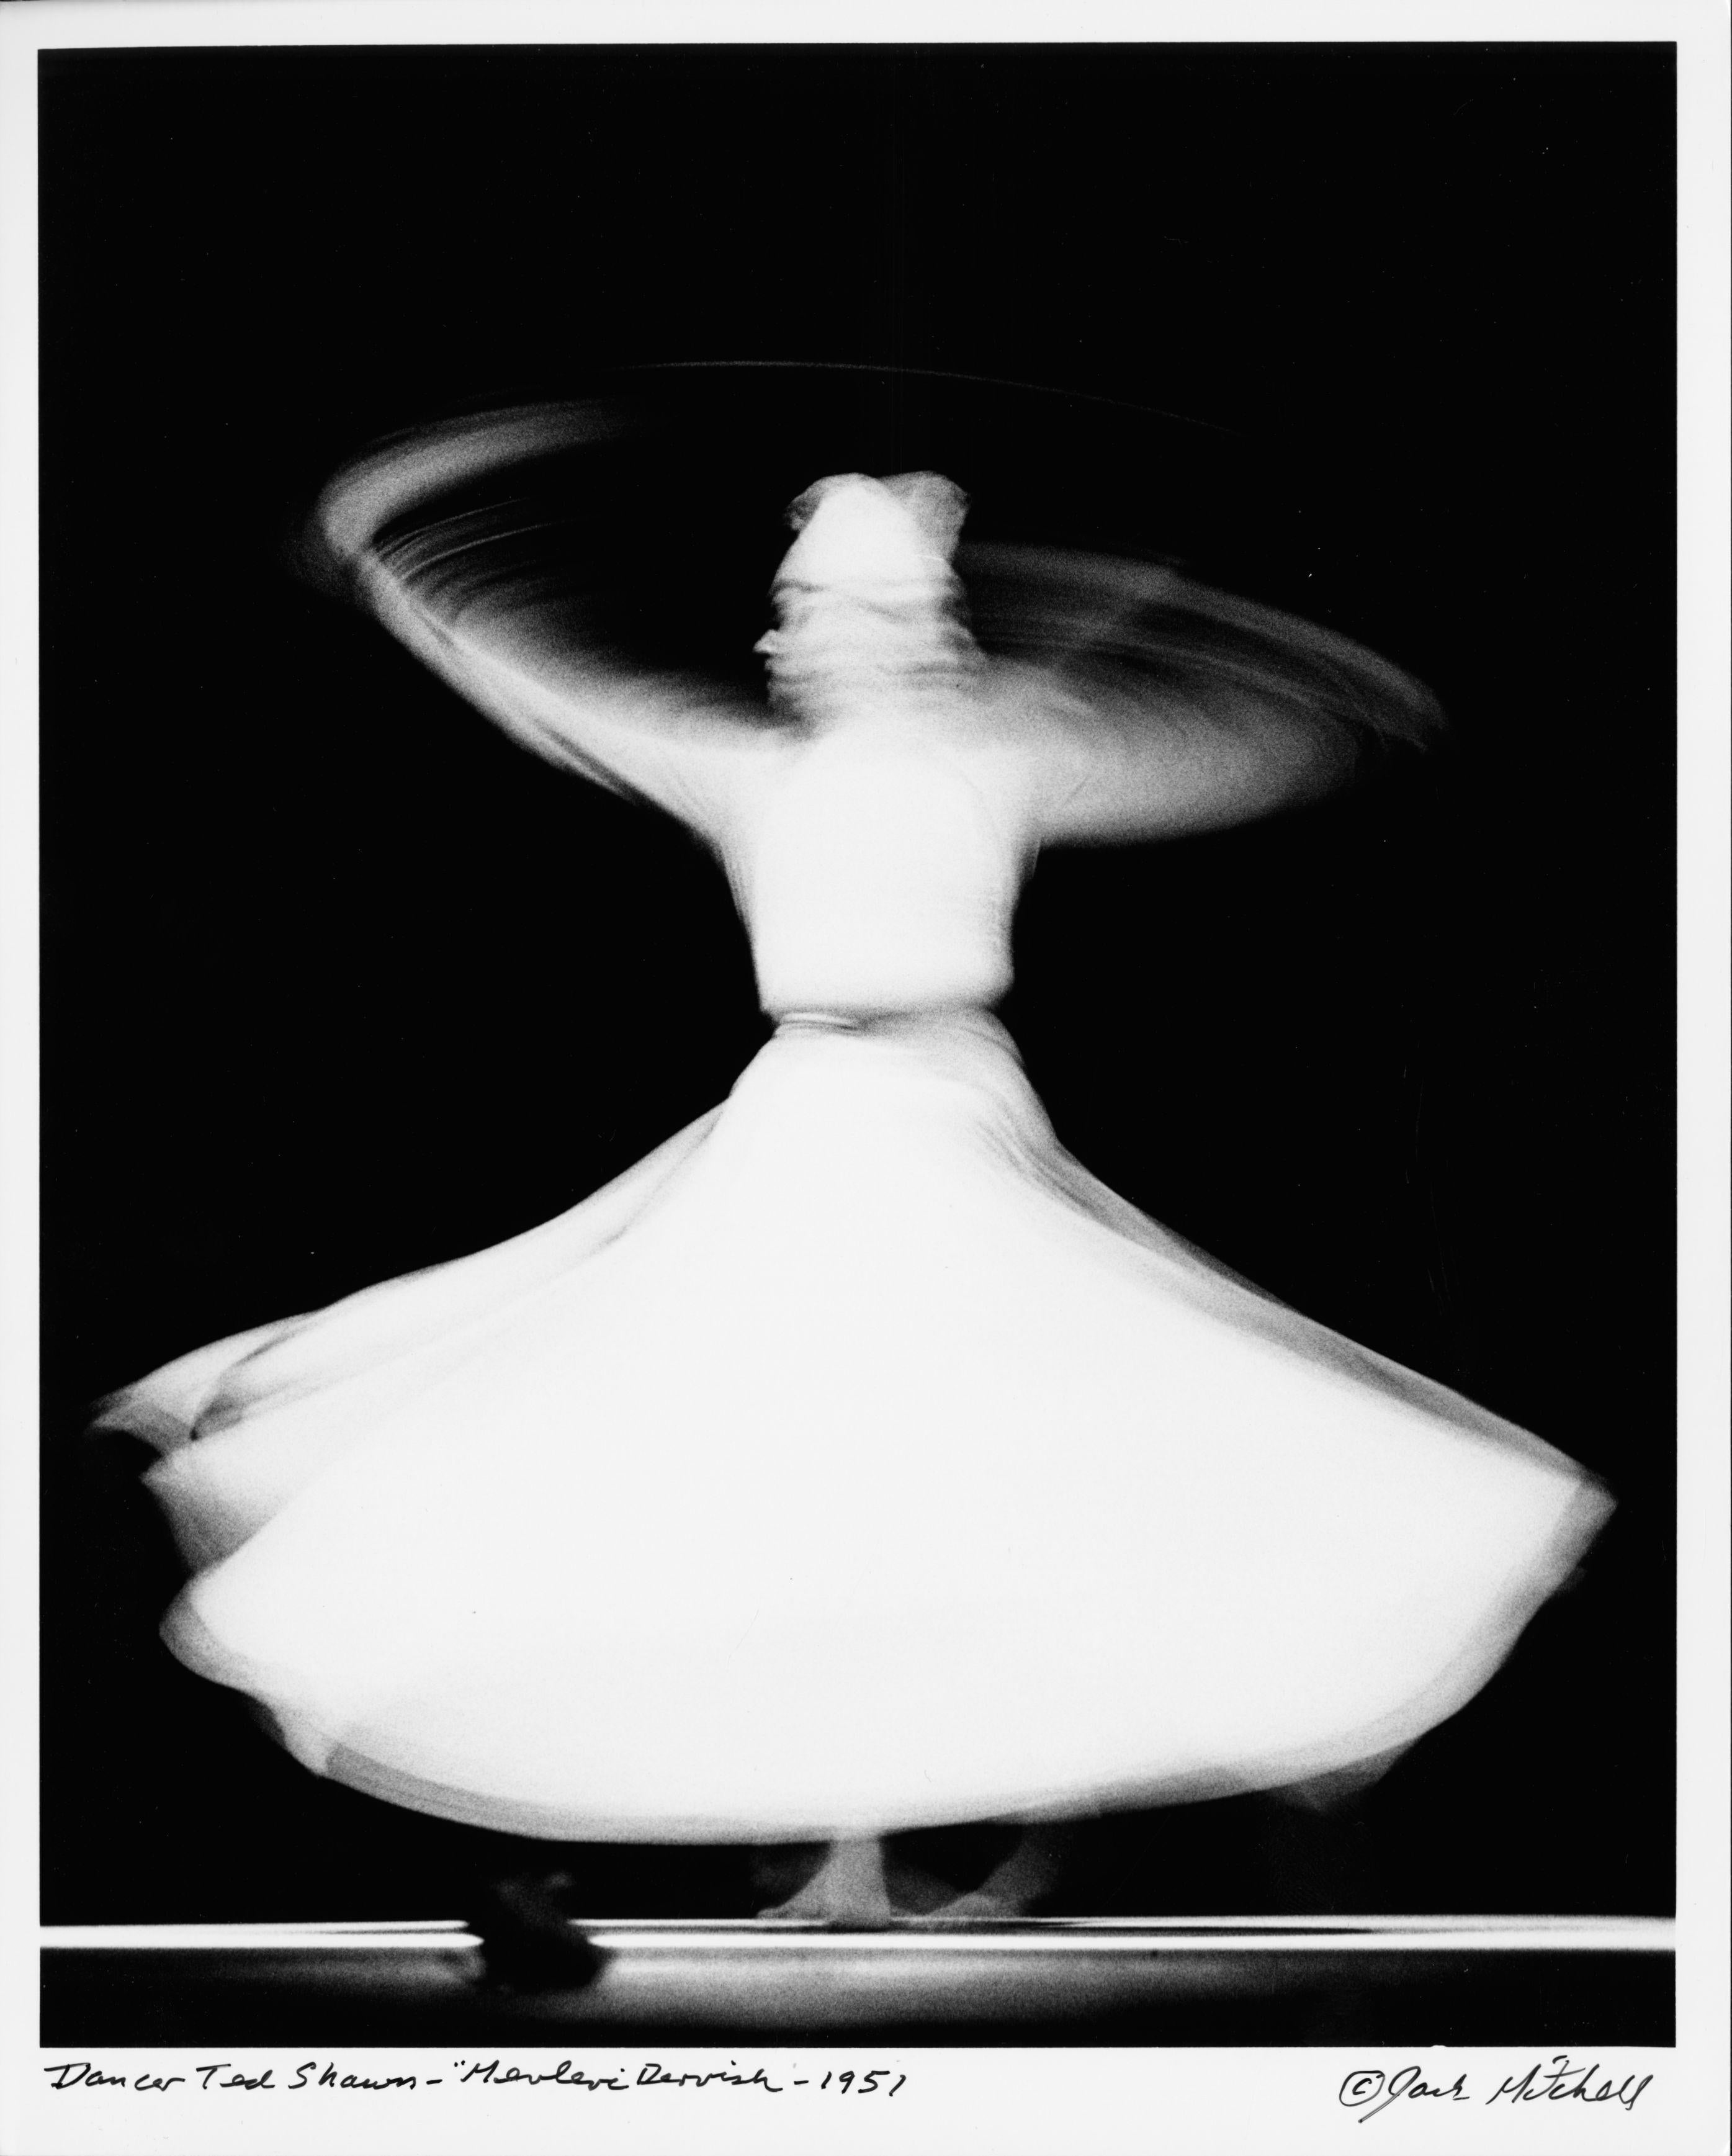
[2,5,1725,2152]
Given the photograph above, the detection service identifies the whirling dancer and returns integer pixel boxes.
[95,404,1610,1936]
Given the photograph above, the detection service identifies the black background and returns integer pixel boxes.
[40,43,1674,1923]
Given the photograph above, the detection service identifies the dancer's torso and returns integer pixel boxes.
[717,713,1039,1019]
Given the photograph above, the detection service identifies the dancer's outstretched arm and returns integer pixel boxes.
[310,406,778,829]
[964,544,1442,845]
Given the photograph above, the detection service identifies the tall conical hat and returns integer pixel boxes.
[774,472,967,594]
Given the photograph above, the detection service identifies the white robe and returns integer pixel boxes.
[93,454,1610,1844]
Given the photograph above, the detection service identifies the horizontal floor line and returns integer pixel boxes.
[42,1917,1676,1956]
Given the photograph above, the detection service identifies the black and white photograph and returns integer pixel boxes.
[4,7,1727,2153]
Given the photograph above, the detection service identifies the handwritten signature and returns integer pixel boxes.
[1339,2057,1654,2122]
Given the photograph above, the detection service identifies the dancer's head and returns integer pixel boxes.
[758,472,979,719]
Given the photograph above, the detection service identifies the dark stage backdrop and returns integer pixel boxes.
[39,43,1674,1923]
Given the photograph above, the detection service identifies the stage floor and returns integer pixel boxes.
[42,1916,1674,2047]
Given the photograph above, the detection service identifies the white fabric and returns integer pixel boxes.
[721,720,1031,1016]
[106,1010,1607,1843]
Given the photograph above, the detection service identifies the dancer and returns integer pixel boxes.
[94,405,1610,1942]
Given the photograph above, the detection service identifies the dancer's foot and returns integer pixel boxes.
[910,1824,1072,1925]
[755,1825,1070,1925]
[916,1886,1018,1924]
[467,1869,610,1992]
[755,1837,897,1926]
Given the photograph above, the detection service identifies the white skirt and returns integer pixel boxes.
[100,1012,1610,1844]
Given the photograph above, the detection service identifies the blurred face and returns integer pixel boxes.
[761,580,918,672]
[756,577,977,722]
